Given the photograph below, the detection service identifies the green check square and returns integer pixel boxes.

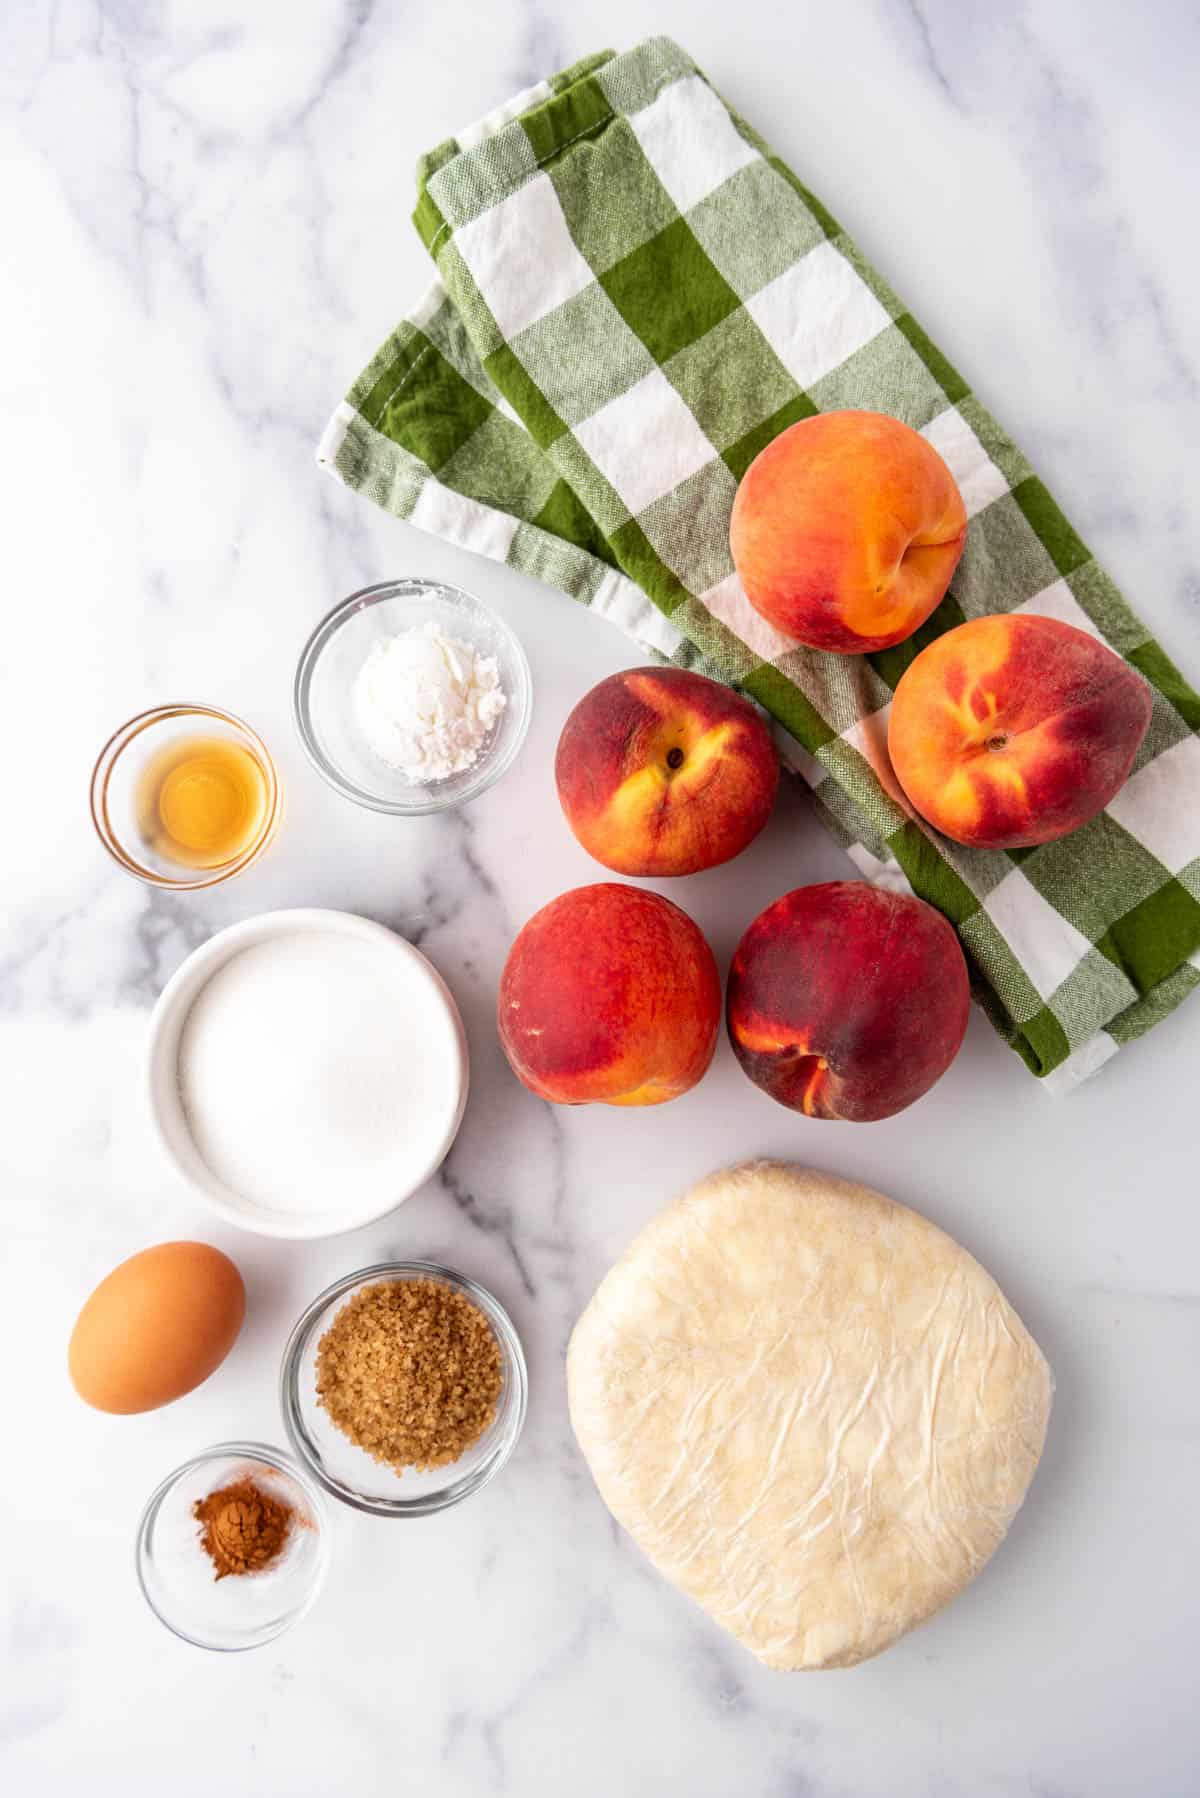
[1128,640,1200,731]
[482,343,568,448]
[437,410,559,519]
[506,519,609,600]
[607,514,688,612]
[435,242,503,358]
[1097,878,1200,993]
[509,284,655,426]
[894,314,969,406]
[357,330,432,431]
[1019,814,1172,942]
[940,840,1016,902]
[1105,962,1200,1047]
[413,185,450,255]
[325,411,425,520]
[671,593,764,682]
[663,306,800,453]
[687,160,825,300]
[419,294,506,408]
[637,458,739,593]
[549,115,679,275]
[1045,947,1138,1049]
[809,323,951,430]
[670,636,722,675]
[600,218,740,364]
[741,662,837,753]
[959,909,1044,1024]
[371,342,493,473]
[949,492,1061,617]
[520,75,612,168]
[1065,563,1151,655]
[815,738,908,842]
[551,433,630,535]
[595,37,695,115]
[775,651,891,738]
[767,156,840,239]
[426,126,537,232]
[809,775,890,858]
[722,393,818,482]
[1131,688,1194,773]
[546,51,616,98]
[888,821,982,927]
[1011,1002,1072,1075]
[529,478,618,568]
[1012,478,1091,579]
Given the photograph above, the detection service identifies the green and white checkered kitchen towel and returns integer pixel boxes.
[319,36,1200,1091]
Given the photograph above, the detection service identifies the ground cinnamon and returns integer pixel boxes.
[193,1476,293,1580]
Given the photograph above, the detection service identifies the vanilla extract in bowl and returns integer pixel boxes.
[136,733,269,871]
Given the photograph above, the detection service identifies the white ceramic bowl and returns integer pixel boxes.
[146,909,469,1239]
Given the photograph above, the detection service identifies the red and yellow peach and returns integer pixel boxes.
[730,410,967,653]
[727,881,970,1121]
[888,613,1152,849]
[555,667,779,877]
[498,883,721,1106]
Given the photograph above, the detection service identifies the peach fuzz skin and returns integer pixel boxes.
[555,667,779,877]
[729,410,967,653]
[498,884,721,1107]
[888,614,1153,850]
[727,882,970,1122]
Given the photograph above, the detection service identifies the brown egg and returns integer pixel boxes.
[68,1241,245,1414]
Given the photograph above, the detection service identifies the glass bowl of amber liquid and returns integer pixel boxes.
[91,703,281,889]
[136,1441,330,1652]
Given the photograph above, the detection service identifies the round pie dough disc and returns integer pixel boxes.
[567,1161,1052,1670]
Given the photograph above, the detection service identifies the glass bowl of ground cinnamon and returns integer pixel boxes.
[136,1441,329,1651]
[280,1261,528,1517]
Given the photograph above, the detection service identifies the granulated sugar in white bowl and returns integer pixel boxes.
[147,911,468,1239]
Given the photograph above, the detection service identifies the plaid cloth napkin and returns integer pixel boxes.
[319,36,1200,1091]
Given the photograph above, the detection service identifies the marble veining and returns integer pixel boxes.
[3,3,1198,1794]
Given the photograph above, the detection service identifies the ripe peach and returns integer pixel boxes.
[888,614,1153,849]
[498,883,721,1106]
[729,410,967,653]
[727,882,970,1121]
[555,667,779,877]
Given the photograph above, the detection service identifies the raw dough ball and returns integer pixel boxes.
[567,1162,1051,1670]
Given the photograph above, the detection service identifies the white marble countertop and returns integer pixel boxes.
[4,4,1199,1793]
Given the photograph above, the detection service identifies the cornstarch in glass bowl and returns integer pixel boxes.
[353,622,506,782]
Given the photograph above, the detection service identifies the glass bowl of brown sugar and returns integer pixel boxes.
[136,1441,330,1651]
[279,1261,528,1518]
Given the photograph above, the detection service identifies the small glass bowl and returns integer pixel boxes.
[91,703,281,890]
[136,1441,329,1652]
[293,579,532,815]
[280,1261,528,1517]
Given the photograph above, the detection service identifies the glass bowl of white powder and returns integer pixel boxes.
[294,579,532,815]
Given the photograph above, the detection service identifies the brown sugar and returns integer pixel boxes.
[193,1477,293,1580]
[315,1278,503,1474]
